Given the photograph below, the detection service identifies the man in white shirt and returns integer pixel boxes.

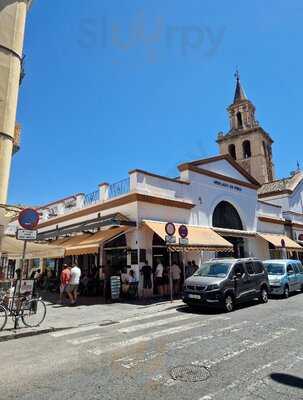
[67,263,81,305]
[155,259,164,296]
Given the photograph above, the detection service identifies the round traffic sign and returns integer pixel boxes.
[179,224,188,238]
[165,222,176,236]
[18,208,40,230]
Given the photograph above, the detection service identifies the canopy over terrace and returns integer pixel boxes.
[1,236,65,260]
[143,220,233,252]
[257,233,303,252]
[59,227,130,256]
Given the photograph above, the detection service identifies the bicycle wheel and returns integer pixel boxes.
[0,304,8,331]
[21,299,46,328]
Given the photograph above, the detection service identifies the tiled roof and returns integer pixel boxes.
[258,171,303,195]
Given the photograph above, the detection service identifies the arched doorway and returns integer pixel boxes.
[212,201,245,258]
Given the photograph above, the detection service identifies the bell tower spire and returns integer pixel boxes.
[233,70,247,102]
[217,73,275,184]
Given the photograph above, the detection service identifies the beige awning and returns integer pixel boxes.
[64,227,129,256]
[258,233,303,251]
[1,236,65,259]
[143,220,233,252]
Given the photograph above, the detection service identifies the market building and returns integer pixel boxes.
[3,75,303,297]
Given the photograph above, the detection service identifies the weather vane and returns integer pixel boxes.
[234,68,240,81]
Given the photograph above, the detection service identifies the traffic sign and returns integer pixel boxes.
[165,235,176,244]
[165,222,176,236]
[178,224,188,238]
[18,208,39,230]
[16,229,37,241]
[179,237,189,245]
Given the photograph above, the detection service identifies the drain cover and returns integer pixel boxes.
[169,365,210,382]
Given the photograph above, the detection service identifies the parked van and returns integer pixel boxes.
[183,258,270,312]
[263,259,303,298]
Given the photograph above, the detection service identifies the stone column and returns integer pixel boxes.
[0,1,30,203]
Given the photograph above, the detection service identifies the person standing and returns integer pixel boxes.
[155,259,164,296]
[192,260,199,273]
[67,263,81,306]
[185,261,194,278]
[59,264,71,305]
[141,260,152,297]
[171,262,181,297]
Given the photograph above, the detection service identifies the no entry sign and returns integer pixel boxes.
[18,208,40,230]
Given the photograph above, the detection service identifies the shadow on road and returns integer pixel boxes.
[270,373,303,389]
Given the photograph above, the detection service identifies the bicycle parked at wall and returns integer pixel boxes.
[0,282,47,331]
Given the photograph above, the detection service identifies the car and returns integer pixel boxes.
[182,258,270,312]
[263,259,303,298]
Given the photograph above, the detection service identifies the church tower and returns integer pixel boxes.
[217,73,275,184]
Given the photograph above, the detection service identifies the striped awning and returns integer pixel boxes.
[64,227,129,256]
[258,233,303,252]
[1,236,65,259]
[143,220,233,252]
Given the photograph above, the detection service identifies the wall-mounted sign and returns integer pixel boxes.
[18,208,39,230]
[214,180,242,192]
[165,222,176,236]
[16,229,37,241]
[179,225,188,238]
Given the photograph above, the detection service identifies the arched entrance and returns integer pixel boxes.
[212,201,245,258]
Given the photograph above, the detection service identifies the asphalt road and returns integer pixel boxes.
[1,293,303,400]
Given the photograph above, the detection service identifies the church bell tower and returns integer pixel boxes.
[217,73,275,184]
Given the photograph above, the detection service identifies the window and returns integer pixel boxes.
[195,262,232,278]
[253,262,264,274]
[298,263,303,273]
[293,263,299,274]
[246,262,254,275]
[287,265,294,275]
[232,263,245,278]
[228,144,237,160]
[264,263,285,275]
[236,112,243,128]
[242,140,251,159]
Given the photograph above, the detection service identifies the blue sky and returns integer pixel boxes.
[9,0,303,205]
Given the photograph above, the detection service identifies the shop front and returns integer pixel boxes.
[143,220,234,296]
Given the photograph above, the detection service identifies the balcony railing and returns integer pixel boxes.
[109,178,130,199]
[84,190,99,206]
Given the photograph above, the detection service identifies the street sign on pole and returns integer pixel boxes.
[16,229,37,241]
[165,222,176,237]
[18,208,39,230]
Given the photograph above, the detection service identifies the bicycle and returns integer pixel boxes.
[0,289,47,331]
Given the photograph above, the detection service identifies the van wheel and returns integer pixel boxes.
[224,295,234,312]
[259,287,269,303]
[283,286,289,299]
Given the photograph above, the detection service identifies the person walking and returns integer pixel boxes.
[59,264,71,305]
[67,263,81,306]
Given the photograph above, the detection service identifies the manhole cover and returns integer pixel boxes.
[169,365,210,382]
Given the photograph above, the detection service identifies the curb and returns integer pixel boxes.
[0,327,55,342]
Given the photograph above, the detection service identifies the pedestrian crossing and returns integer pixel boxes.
[46,304,303,400]
[49,305,298,378]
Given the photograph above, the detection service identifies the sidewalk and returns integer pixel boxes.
[0,293,183,342]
